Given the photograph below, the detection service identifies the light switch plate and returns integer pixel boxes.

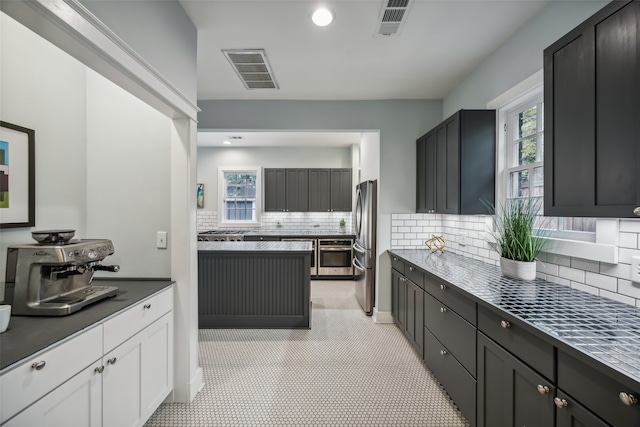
[157,231,168,249]
[632,256,640,284]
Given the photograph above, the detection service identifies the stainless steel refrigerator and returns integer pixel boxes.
[353,180,377,315]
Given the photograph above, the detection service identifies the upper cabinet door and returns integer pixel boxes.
[308,169,331,211]
[264,168,286,212]
[286,169,309,212]
[544,0,640,218]
[330,169,352,211]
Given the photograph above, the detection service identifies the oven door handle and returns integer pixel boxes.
[352,242,366,254]
[352,257,366,273]
[319,247,351,252]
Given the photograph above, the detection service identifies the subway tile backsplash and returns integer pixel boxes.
[197,210,353,232]
[391,213,640,309]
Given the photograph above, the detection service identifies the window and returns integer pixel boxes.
[218,167,261,226]
[502,89,596,242]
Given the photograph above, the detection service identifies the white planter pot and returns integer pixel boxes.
[500,257,537,281]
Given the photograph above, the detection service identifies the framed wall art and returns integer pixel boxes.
[197,183,204,208]
[0,121,35,228]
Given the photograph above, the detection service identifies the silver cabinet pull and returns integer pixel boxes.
[440,307,447,313]
[409,266,415,271]
[634,207,640,216]
[393,257,398,261]
[554,397,568,408]
[107,357,117,365]
[500,320,511,329]
[31,361,46,371]
[143,304,151,309]
[537,385,550,395]
[440,350,447,356]
[440,284,446,290]
[95,366,105,374]
[620,392,638,406]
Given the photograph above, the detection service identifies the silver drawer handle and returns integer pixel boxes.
[620,392,638,406]
[554,397,568,408]
[634,207,640,216]
[143,304,151,309]
[393,257,398,261]
[440,284,446,290]
[31,361,46,371]
[409,266,415,271]
[440,350,447,356]
[95,366,105,374]
[440,307,447,313]
[107,357,117,365]
[537,384,550,395]
[501,320,511,329]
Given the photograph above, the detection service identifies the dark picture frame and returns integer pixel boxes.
[0,121,35,228]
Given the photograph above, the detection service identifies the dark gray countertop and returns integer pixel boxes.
[198,241,312,252]
[246,229,355,238]
[0,279,173,371]
[389,249,640,388]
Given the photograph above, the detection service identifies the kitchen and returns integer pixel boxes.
[1,0,639,426]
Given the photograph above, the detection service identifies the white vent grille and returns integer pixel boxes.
[377,0,412,36]
[222,49,279,90]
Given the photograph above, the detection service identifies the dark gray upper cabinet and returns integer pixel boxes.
[416,109,496,215]
[544,0,640,218]
[308,168,352,212]
[267,168,351,212]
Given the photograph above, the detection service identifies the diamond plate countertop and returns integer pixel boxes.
[198,241,312,252]
[244,229,354,238]
[389,249,640,386]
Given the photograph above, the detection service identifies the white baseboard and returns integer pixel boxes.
[372,308,393,323]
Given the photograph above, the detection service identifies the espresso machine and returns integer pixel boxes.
[4,230,120,316]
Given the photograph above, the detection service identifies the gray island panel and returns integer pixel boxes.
[198,241,311,329]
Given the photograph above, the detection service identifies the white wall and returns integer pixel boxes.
[0,13,172,296]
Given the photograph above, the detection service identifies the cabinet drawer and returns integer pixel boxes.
[423,292,476,376]
[558,349,640,427]
[478,305,554,381]
[104,287,173,353]
[424,327,477,426]
[423,273,476,325]
[0,325,102,423]
[404,263,424,289]
[390,254,405,275]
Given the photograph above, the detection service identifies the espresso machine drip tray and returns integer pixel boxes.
[42,285,118,314]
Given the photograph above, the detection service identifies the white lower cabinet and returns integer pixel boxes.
[1,286,173,427]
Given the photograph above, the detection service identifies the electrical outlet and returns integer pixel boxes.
[632,256,640,284]
[157,231,168,249]
[459,232,467,246]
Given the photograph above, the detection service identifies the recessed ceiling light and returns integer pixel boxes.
[311,7,334,27]
[223,140,231,145]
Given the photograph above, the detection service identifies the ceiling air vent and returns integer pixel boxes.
[222,49,279,90]
[377,0,413,36]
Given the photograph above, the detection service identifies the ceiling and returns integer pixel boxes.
[181,0,551,147]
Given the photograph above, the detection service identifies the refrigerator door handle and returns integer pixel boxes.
[352,257,366,273]
[352,241,366,254]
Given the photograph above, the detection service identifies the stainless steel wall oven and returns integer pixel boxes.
[318,239,353,277]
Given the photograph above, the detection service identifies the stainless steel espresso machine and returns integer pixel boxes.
[4,230,120,316]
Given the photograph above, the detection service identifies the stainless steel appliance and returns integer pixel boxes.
[282,238,317,276]
[197,230,247,241]
[353,180,377,315]
[318,238,353,277]
[4,230,120,316]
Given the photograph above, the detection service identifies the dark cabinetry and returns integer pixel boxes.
[308,168,352,212]
[544,0,640,218]
[390,264,423,353]
[416,110,496,215]
[266,168,351,212]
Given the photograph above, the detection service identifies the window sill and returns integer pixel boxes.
[543,237,618,264]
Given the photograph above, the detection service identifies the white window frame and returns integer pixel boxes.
[217,166,262,228]
[489,70,618,264]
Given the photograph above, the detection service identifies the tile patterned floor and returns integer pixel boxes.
[145,281,470,426]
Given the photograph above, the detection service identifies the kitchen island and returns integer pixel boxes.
[198,241,312,328]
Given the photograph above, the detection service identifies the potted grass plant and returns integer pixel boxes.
[486,197,548,281]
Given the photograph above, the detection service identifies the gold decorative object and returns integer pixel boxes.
[425,235,446,253]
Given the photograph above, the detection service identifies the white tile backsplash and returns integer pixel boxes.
[197,210,353,232]
[391,213,640,308]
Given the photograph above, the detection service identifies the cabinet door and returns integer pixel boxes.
[555,390,609,427]
[5,363,102,427]
[477,333,555,427]
[416,135,427,213]
[141,312,173,420]
[434,124,448,213]
[391,269,402,325]
[440,114,460,214]
[544,0,640,218]
[330,169,352,211]
[286,169,309,211]
[264,168,286,212]
[308,169,331,211]
[405,279,424,353]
